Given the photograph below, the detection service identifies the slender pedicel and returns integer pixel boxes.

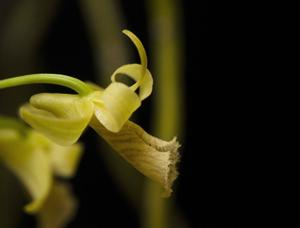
[0,74,93,96]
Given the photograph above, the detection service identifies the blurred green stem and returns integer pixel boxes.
[0,0,60,74]
[0,74,92,95]
[145,0,184,228]
[79,0,128,85]
[79,0,144,210]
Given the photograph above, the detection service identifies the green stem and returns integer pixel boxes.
[79,0,145,212]
[0,74,93,96]
[145,0,185,228]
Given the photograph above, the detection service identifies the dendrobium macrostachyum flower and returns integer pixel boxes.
[0,30,180,197]
[0,116,81,214]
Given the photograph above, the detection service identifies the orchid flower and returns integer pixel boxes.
[0,116,82,214]
[0,30,180,197]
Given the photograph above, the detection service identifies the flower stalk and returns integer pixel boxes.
[0,74,93,96]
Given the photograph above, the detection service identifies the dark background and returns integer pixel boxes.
[0,1,256,228]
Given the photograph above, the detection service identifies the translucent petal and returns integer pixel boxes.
[111,64,153,100]
[19,93,94,146]
[93,82,141,132]
[115,30,153,100]
[29,131,83,178]
[0,116,27,135]
[0,132,52,213]
[90,117,180,197]
[50,143,83,178]
[0,129,20,144]
[0,129,22,157]
[37,181,77,228]
[122,30,147,70]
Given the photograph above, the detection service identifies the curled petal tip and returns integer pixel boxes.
[121,29,148,73]
[111,64,153,101]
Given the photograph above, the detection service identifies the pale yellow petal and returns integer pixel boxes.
[93,82,141,132]
[0,134,52,213]
[0,129,22,157]
[91,30,153,132]
[0,116,27,135]
[19,93,94,146]
[49,143,83,178]
[28,131,83,178]
[111,64,153,100]
[0,122,52,213]
[122,29,147,70]
[37,181,77,228]
[0,129,20,144]
[90,117,180,197]
[116,30,153,99]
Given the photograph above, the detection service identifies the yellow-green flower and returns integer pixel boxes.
[0,117,82,213]
[0,30,180,197]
